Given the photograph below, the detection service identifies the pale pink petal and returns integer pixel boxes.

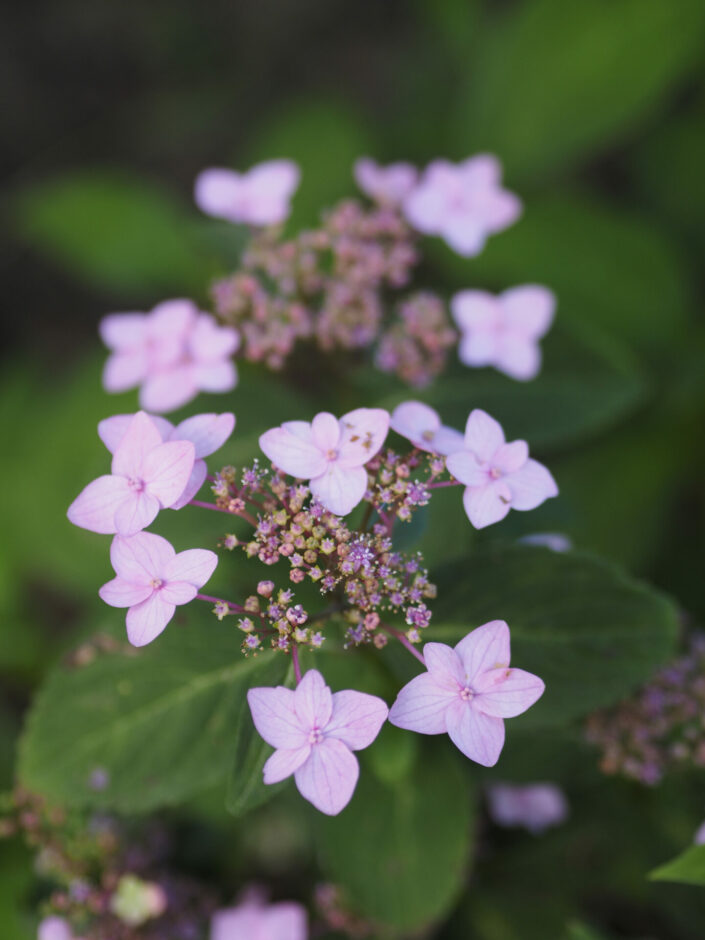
[474,667,545,718]
[388,672,456,734]
[423,642,465,688]
[99,577,153,608]
[480,188,523,232]
[126,592,175,647]
[264,903,309,940]
[262,745,311,784]
[354,158,418,206]
[454,620,511,681]
[310,412,341,452]
[170,459,208,510]
[243,160,301,226]
[259,426,327,479]
[493,440,529,474]
[450,290,499,332]
[432,426,466,456]
[99,414,173,453]
[102,350,148,392]
[210,906,262,940]
[189,314,240,361]
[505,458,558,510]
[294,738,359,815]
[390,400,441,449]
[39,916,74,940]
[337,407,390,467]
[67,475,131,534]
[462,481,512,528]
[111,411,164,477]
[487,782,568,833]
[114,490,161,536]
[463,408,505,459]
[247,687,307,749]
[446,700,505,766]
[160,581,198,605]
[309,464,368,516]
[458,331,497,368]
[443,214,487,257]
[192,358,238,393]
[110,532,175,582]
[494,335,542,381]
[459,153,502,187]
[140,367,198,413]
[148,298,197,341]
[501,285,556,339]
[519,532,572,552]
[169,412,236,458]
[194,168,246,220]
[294,669,333,729]
[403,161,455,233]
[163,548,218,587]
[99,313,147,350]
[281,420,315,442]
[142,440,196,508]
[326,690,388,750]
[445,451,488,487]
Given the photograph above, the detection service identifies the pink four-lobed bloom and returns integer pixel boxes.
[389,620,544,766]
[487,782,569,833]
[67,412,195,536]
[390,401,464,456]
[259,408,390,516]
[99,531,218,647]
[38,918,83,940]
[247,669,388,815]
[195,160,301,227]
[403,154,521,257]
[98,411,235,510]
[100,299,239,413]
[210,899,308,940]
[446,409,558,529]
[353,157,419,207]
[451,285,556,381]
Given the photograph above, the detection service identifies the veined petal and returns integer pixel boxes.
[111,411,163,477]
[338,407,389,466]
[160,581,198,605]
[263,745,311,784]
[99,577,153,608]
[294,738,359,815]
[463,409,505,460]
[310,412,341,452]
[474,667,545,718]
[390,401,441,449]
[309,464,368,516]
[423,642,465,688]
[126,593,175,647]
[169,412,236,458]
[294,669,333,729]
[432,426,465,456]
[455,620,511,681]
[99,413,173,453]
[67,475,130,534]
[247,687,307,749]
[462,481,512,529]
[110,532,175,582]
[142,440,195,508]
[259,426,327,479]
[113,490,161,536]
[446,450,488,487]
[505,458,558,510]
[446,699,505,766]
[326,690,388,750]
[163,548,218,588]
[493,440,529,474]
[388,672,456,734]
[169,459,208,510]
[140,367,197,413]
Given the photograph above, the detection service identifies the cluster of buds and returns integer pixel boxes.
[376,291,458,387]
[585,633,705,785]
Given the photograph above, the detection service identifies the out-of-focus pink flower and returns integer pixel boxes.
[487,782,569,833]
[100,300,239,413]
[446,409,557,529]
[68,412,195,535]
[211,898,308,940]
[98,412,235,509]
[259,408,389,516]
[99,532,217,646]
[518,532,572,553]
[403,154,521,257]
[451,286,555,381]
[247,669,388,815]
[38,918,81,940]
[195,160,300,226]
[389,620,544,766]
[354,157,418,207]
[694,821,705,845]
[390,401,464,456]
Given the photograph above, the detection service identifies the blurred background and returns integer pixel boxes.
[2,0,705,937]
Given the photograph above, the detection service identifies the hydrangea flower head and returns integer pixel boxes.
[247,669,388,815]
[195,160,300,226]
[451,286,555,381]
[98,411,235,509]
[354,157,418,207]
[101,300,239,413]
[390,401,464,456]
[259,408,390,515]
[389,619,544,766]
[67,412,195,535]
[38,918,82,940]
[487,782,569,833]
[403,154,521,257]
[211,899,308,940]
[99,532,218,646]
[446,409,558,528]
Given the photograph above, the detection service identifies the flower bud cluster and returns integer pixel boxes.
[376,291,457,387]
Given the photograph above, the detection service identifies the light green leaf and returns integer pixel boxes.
[650,845,705,886]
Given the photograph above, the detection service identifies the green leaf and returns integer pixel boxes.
[452,0,705,180]
[650,845,705,886]
[314,741,474,931]
[428,545,679,728]
[18,619,289,813]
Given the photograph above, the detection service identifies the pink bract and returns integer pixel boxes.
[247,669,388,815]
[390,400,464,456]
[38,918,81,940]
[99,531,218,647]
[446,409,558,529]
[389,620,544,766]
[354,157,419,207]
[195,160,300,226]
[210,899,308,940]
[487,782,569,833]
[259,408,390,516]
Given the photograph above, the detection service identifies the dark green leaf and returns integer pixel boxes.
[650,845,705,886]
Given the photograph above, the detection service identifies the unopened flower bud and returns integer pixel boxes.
[257,580,275,598]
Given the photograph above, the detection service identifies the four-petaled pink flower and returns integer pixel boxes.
[247,669,388,815]
[451,286,556,381]
[100,299,239,413]
[68,412,195,536]
[195,160,301,226]
[446,409,558,529]
[38,917,83,940]
[259,408,389,516]
[389,620,544,766]
[486,782,568,834]
[403,154,521,257]
[353,157,418,207]
[98,411,235,510]
[99,531,218,646]
[390,401,464,456]
[210,899,308,940]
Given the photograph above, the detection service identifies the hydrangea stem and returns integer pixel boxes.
[190,499,258,526]
[426,479,462,489]
[382,623,426,665]
[196,593,246,614]
[291,644,302,684]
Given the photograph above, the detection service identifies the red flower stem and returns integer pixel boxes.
[190,500,258,526]
[291,644,302,684]
[382,624,426,666]
[426,480,462,489]
[196,593,247,614]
